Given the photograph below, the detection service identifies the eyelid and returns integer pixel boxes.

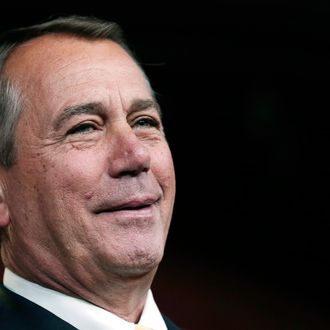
[132,115,161,127]
[66,119,101,135]
[131,108,161,119]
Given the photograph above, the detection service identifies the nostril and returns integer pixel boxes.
[119,163,149,177]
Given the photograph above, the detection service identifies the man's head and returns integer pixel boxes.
[0,16,176,293]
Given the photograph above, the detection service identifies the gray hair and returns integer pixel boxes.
[0,15,131,168]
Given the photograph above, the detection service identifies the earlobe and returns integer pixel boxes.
[0,187,10,228]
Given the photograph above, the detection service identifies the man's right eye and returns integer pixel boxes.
[66,122,97,135]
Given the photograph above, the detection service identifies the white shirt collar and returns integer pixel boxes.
[3,268,167,330]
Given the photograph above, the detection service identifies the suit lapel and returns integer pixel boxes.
[1,284,182,330]
[162,314,182,330]
[0,285,75,329]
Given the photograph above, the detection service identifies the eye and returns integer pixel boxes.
[66,122,98,135]
[133,117,160,129]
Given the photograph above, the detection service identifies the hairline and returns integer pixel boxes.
[0,16,152,169]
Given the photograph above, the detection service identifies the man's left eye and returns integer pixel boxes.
[134,117,159,128]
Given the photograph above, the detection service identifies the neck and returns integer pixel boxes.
[6,258,158,323]
[71,270,157,322]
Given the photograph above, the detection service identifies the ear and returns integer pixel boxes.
[0,185,10,228]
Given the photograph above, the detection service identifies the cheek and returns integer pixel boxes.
[151,145,176,195]
[43,150,106,195]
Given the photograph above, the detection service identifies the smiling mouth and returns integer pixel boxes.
[94,198,160,215]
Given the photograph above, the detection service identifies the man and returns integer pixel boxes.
[0,15,178,329]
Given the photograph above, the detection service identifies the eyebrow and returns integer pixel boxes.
[54,98,161,131]
[54,102,107,130]
[128,98,162,117]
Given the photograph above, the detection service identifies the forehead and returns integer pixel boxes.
[4,34,152,111]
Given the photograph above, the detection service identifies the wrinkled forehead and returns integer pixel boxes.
[3,34,152,105]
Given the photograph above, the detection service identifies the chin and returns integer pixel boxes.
[115,247,164,278]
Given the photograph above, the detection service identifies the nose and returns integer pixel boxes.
[107,125,151,178]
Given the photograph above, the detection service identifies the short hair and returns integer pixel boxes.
[0,15,131,168]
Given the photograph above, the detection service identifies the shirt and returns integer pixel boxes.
[3,268,167,330]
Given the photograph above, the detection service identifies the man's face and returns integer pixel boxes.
[2,35,176,284]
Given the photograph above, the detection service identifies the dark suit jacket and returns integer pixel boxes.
[0,285,181,329]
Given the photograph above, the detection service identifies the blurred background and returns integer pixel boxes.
[1,1,330,329]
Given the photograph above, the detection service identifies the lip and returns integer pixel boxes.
[94,196,160,214]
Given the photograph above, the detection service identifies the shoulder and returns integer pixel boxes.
[0,284,75,329]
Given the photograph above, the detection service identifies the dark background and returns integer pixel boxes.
[1,2,330,329]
